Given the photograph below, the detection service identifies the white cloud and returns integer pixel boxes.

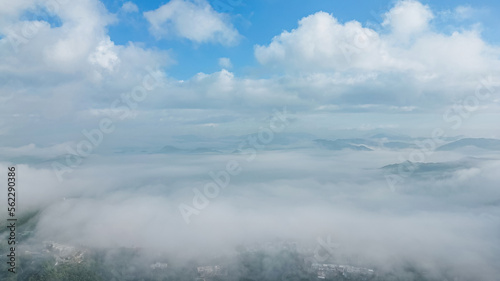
[218,57,232,69]
[255,0,499,76]
[144,0,240,46]
[41,1,117,71]
[382,0,434,38]
[121,1,139,13]
[254,0,500,111]
[88,37,120,71]
[0,0,172,145]
[255,11,401,72]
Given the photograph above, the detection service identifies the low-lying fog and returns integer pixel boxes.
[2,140,499,280]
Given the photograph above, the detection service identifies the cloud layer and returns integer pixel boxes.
[2,146,500,279]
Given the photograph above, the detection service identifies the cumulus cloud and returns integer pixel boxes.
[382,0,434,38]
[255,5,499,77]
[255,12,388,72]
[253,0,500,116]
[0,0,170,77]
[88,37,120,71]
[0,0,172,145]
[144,0,240,46]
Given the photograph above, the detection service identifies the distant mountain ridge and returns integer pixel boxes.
[437,138,500,151]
